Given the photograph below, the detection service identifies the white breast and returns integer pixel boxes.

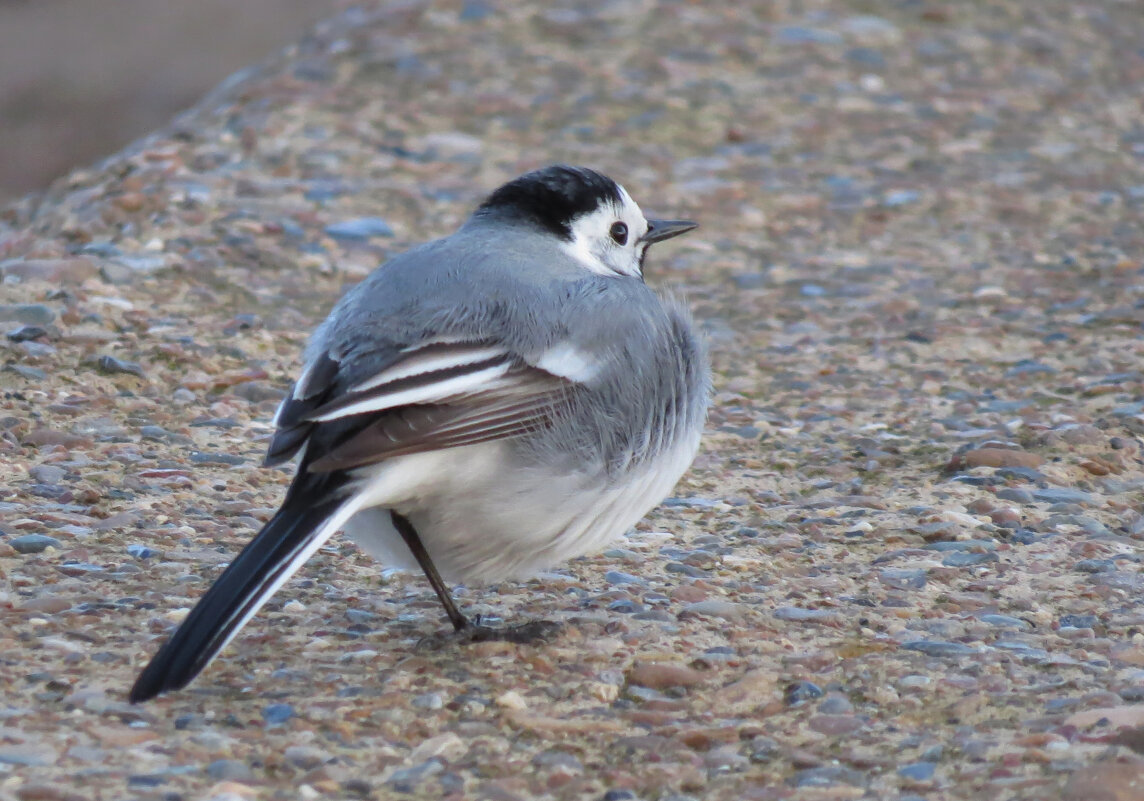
[340,426,702,584]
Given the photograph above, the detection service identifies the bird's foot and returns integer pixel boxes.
[420,617,561,649]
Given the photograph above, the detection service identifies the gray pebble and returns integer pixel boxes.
[925,540,996,552]
[665,562,708,578]
[817,692,853,714]
[0,744,59,766]
[879,568,927,589]
[0,303,54,325]
[1033,488,1095,506]
[127,544,159,560]
[995,466,1044,482]
[1075,558,1115,573]
[684,600,746,620]
[942,551,999,568]
[206,759,252,780]
[387,759,443,792]
[790,766,867,788]
[774,26,844,45]
[979,614,1031,630]
[902,640,976,657]
[604,570,647,586]
[7,325,48,342]
[96,355,145,377]
[1059,614,1099,629]
[411,692,444,710]
[261,703,295,725]
[29,464,66,484]
[9,534,63,554]
[189,451,246,466]
[784,680,824,706]
[898,761,936,781]
[325,217,395,240]
[996,488,1035,504]
[773,606,836,623]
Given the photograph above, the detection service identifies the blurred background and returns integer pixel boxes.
[0,0,342,204]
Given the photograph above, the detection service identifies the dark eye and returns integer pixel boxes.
[609,221,628,245]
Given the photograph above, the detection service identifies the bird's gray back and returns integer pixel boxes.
[309,219,709,472]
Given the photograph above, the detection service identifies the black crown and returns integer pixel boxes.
[476,165,624,240]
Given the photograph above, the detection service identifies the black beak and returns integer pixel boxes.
[641,219,698,245]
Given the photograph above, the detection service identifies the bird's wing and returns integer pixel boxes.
[130,337,604,702]
[264,337,588,472]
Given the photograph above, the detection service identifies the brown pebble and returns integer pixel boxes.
[712,669,779,715]
[0,258,99,284]
[505,710,625,736]
[669,584,708,603]
[627,662,706,690]
[675,725,739,750]
[21,597,73,614]
[1079,458,1112,476]
[1062,760,1144,801]
[22,428,92,448]
[808,715,866,736]
[16,786,85,801]
[957,448,1044,470]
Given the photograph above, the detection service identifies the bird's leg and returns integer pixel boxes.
[389,510,561,645]
[390,510,469,631]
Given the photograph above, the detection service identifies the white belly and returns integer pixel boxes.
[340,430,700,584]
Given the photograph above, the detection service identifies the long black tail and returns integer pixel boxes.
[129,476,348,703]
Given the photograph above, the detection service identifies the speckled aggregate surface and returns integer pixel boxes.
[2,2,1144,799]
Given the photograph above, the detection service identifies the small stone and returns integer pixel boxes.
[1076,559,1115,573]
[96,355,145,377]
[387,759,443,792]
[785,680,824,706]
[942,551,999,568]
[412,692,444,710]
[605,570,646,586]
[956,443,1047,469]
[602,791,638,801]
[9,534,63,554]
[0,744,59,766]
[261,703,295,725]
[713,670,778,714]
[996,488,1035,504]
[902,640,975,658]
[207,760,253,781]
[1060,614,1099,629]
[29,464,66,484]
[0,258,99,284]
[773,606,837,623]
[898,762,936,781]
[127,544,159,560]
[1033,488,1096,506]
[1062,759,1144,801]
[879,568,927,589]
[495,690,528,710]
[7,325,49,342]
[627,662,705,690]
[979,614,1031,630]
[410,732,466,763]
[808,715,865,736]
[681,600,747,620]
[817,692,853,714]
[189,451,246,466]
[790,766,867,788]
[325,217,395,240]
[0,303,55,325]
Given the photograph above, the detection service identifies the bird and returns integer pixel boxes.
[129,165,709,702]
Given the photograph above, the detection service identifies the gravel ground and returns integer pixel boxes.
[2,2,1144,799]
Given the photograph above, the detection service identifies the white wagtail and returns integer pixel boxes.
[130,165,708,702]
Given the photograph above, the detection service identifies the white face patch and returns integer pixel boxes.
[558,183,651,278]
